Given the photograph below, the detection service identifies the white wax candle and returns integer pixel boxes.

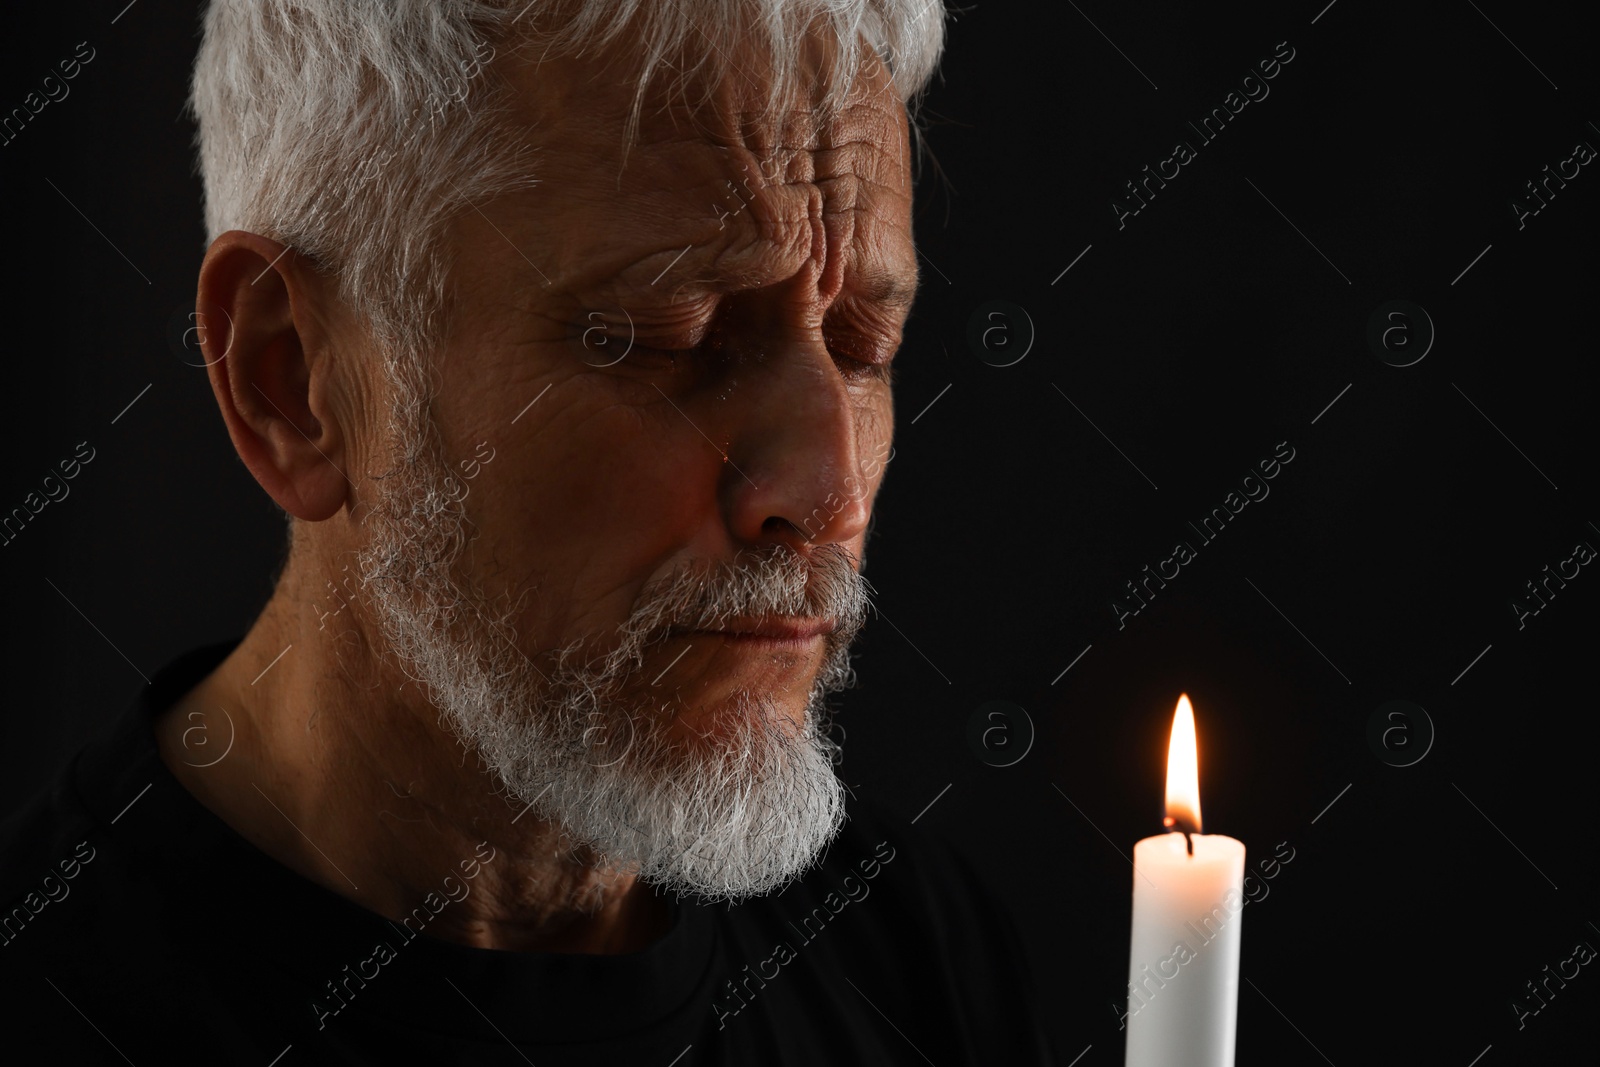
[1123,831,1246,1066]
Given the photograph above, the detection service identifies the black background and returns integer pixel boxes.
[3,1,1596,1063]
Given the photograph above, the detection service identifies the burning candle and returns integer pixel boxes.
[1123,694,1247,1066]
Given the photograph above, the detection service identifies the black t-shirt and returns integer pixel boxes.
[0,640,1059,1065]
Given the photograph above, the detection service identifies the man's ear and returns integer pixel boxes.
[195,231,352,522]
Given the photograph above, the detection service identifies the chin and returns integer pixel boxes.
[667,688,811,746]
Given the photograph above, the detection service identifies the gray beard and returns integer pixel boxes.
[350,362,869,901]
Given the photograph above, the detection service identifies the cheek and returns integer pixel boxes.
[551,403,717,519]
[471,396,722,627]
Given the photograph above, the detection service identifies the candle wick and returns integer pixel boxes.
[1165,813,1199,856]
[1164,812,1203,857]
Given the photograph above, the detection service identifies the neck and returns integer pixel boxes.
[152,549,671,954]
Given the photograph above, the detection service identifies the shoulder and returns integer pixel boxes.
[0,747,100,909]
[1,639,239,914]
[0,746,114,988]
[0,651,206,967]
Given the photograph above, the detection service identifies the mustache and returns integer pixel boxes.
[597,542,872,672]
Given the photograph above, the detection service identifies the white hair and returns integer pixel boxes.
[187,0,947,358]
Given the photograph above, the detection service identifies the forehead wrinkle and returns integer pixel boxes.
[494,37,910,317]
[534,166,910,317]
[601,120,909,301]
[631,34,898,178]
[701,92,912,303]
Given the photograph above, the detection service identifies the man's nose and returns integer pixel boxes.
[720,337,878,552]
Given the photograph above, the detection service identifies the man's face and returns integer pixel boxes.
[344,38,917,898]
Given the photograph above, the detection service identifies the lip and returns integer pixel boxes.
[678,617,835,644]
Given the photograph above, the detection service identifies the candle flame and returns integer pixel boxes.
[1162,693,1202,834]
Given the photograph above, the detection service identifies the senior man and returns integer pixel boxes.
[1,1,1057,1063]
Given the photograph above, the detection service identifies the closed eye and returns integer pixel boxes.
[619,339,895,385]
